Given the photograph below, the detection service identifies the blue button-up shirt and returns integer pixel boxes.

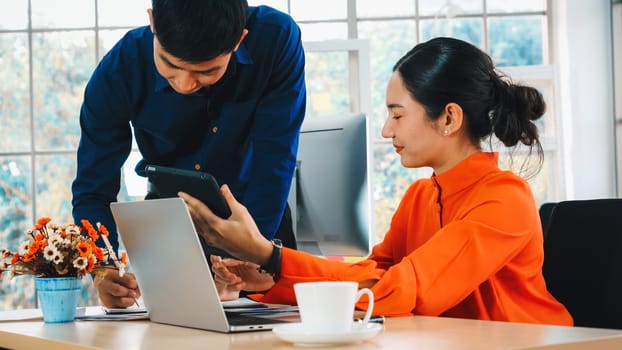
[71,6,306,250]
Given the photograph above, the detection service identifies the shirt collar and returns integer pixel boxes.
[432,152,500,198]
[154,42,254,93]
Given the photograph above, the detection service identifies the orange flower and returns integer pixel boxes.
[28,241,40,255]
[86,258,95,273]
[81,219,99,240]
[35,233,45,241]
[22,253,35,262]
[37,217,52,226]
[120,251,127,265]
[11,253,19,264]
[88,230,99,241]
[77,241,92,257]
[99,224,110,237]
[92,244,105,261]
[80,219,94,231]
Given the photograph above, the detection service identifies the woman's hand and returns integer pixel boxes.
[178,185,274,266]
[210,255,276,301]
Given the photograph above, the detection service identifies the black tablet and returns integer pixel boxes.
[144,164,231,218]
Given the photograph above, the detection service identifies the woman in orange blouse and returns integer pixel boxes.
[180,37,573,325]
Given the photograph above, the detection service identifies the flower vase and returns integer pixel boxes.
[35,277,81,323]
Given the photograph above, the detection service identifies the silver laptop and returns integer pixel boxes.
[110,197,299,333]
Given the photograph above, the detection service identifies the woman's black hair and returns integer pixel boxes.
[393,37,545,176]
[151,0,248,63]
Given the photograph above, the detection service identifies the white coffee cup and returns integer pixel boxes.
[293,281,374,333]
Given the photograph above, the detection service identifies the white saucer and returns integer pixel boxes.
[272,322,383,346]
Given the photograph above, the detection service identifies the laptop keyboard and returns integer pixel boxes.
[226,312,289,326]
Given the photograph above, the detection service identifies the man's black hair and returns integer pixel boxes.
[151,0,248,63]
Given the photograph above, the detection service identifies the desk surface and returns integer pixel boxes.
[1,312,622,350]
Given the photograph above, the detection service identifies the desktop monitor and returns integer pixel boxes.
[287,112,374,257]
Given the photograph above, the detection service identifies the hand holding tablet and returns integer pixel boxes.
[144,164,231,218]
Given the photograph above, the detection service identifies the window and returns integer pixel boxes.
[0,0,150,311]
[250,0,553,242]
[613,0,622,195]
[0,0,553,310]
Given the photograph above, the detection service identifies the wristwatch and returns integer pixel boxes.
[257,238,283,278]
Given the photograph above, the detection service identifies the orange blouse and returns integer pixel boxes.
[259,152,573,325]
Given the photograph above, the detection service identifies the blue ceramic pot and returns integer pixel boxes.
[35,277,81,323]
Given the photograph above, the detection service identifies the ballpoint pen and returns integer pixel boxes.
[98,223,140,308]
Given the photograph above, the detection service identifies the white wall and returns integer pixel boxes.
[613,2,622,196]
[553,0,617,199]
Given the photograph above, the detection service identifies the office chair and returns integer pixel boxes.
[538,202,558,239]
[542,198,622,329]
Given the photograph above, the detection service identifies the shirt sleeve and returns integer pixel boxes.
[71,57,133,252]
[241,20,306,238]
[259,176,537,317]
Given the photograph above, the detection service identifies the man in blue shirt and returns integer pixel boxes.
[71,0,306,307]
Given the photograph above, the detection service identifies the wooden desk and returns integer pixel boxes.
[1,313,622,350]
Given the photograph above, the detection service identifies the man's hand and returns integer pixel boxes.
[93,267,141,308]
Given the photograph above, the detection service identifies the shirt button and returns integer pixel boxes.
[212,126,218,133]
[194,164,201,170]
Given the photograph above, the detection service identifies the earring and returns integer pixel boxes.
[443,129,449,136]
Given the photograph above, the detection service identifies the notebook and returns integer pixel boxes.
[110,197,299,332]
